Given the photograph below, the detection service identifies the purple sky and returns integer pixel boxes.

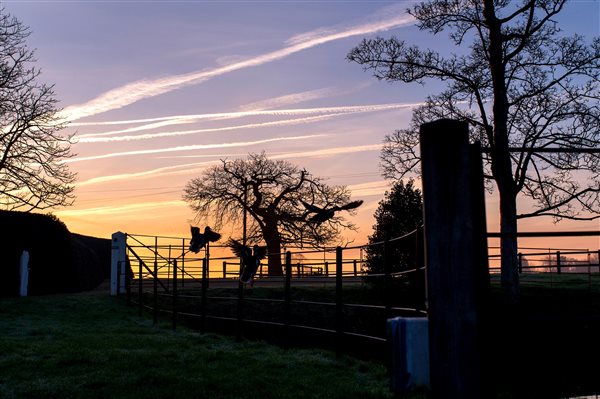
[4,1,599,249]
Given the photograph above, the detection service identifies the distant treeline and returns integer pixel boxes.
[0,210,111,297]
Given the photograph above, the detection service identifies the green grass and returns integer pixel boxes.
[0,293,394,399]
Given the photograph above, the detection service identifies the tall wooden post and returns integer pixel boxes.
[420,119,489,398]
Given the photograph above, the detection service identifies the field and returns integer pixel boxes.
[0,291,396,399]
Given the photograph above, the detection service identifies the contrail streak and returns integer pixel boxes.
[76,114,339,143]
[74,103,417,140]
[66,134,323,163]
[76,143,383,186]
[75,103,413,143]
[55,201,186,217]
[76,161,218,187]
[59,11,414,122]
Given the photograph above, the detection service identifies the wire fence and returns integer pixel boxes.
[117,229,599,358]
[120,228,426,359]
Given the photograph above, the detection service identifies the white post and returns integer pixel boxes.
[111,232,127,296]
[19,250,29,297]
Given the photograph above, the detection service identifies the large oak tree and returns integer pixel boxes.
[183,153,361,275]
[348,0,600,302]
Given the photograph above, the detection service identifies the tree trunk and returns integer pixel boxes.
[484,0,520,302]
[262,223,283,276]
[499,188,520,303]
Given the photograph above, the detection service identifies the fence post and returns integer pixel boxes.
[518,253,523,274]
[153,260,158,325]
[181,239,186,288]
[223,261,227,278]
[172,259,177,330]
[237,278,244,341]
[384,239,391,319]
[126,261,131,304]
[284,251,292,348]
[206,242,211,280]
[335,247,343,357]
[138,260,143,316]
[111,232,127,296]
[201,258,208,333]
[420,119,489,398]
[556,251,562,274]
[167,245,172,291]
[353,259,357,277]
[325,261,329,277]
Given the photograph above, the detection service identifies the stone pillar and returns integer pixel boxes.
[111,232,127,296]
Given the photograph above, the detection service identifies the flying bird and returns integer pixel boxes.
[228,238,267,284]
[300,199,364,224]
[189,226,221,253]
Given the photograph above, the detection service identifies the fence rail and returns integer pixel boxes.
[117,228,599,359]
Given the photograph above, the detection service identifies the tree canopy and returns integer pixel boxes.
[0,8,75,211]
[348,0,600,301]
[183,153,361,275]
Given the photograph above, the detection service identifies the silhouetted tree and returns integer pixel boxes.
[0,8,75,211]
[183,153,361,275]
[365,179,423,275]
[348,0,600,302]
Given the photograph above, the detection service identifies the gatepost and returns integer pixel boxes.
[420,119,490,398]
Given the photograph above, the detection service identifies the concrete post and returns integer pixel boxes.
[19,250,29,297]
[111,232,127,296]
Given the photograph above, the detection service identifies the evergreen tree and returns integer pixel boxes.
[365,179,423,275]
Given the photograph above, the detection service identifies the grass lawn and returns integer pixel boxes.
[0,292,395,399]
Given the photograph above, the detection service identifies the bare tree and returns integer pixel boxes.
[0,9,75,211]
[183,153,361,275]
[348,0,600,302]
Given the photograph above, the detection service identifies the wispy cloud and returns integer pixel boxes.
[238,87,342,111]
[76,114,338,143]
[271,144,382,160]
[76,161,218,187]
[66,134,323,163]
[75,143,383,186]
[347,180,391,197]
[75,103,414,143]
[55,201,186,217]
[59,10,414,122]
[74,103,415,137]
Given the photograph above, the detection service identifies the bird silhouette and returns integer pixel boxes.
[189,226,221,253]
[228,238,267,284]
[300,199,364,224]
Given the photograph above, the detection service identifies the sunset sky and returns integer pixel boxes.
[5,1,599,250]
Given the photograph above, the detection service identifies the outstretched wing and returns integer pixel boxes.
[228,238,251,258]
[190,226,200,237]
[300,200,322,213]
[338,200,364,211]
[204,227,221,242]
[254,246,267,261]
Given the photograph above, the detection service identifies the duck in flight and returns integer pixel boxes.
[228,238,267,284]
[300,199,364,224]
[189,226,221,253]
